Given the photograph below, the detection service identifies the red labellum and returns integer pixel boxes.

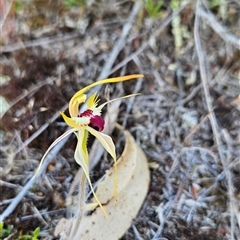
[79,109,93,117]
[78,109,105,131]
[90,115,105,131]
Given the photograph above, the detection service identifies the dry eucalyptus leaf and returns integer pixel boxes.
[74,128,150,240]
[54,218,72,238]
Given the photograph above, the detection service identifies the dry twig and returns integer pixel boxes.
[0,78,53,119]
[195,0,237,238]
[110,1,190,75]
[1,32,81,52]
[198,8,240,50]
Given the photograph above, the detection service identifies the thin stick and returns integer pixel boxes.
[98,0,142,80]
[0,138,68,222]
[0,0,13,30]
[109,2,190,75]
[195,0,236,238]
[198,8,240,50]
[183,111,211,147]
[1,32,81,53]
[13,103,68,156]
[0,78,52,119]
[122,56,143,128]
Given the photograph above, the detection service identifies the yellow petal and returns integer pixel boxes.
[86,126,118,199]
[87,126,116,160]
[69,75,143,117]
[69,94,87,117]
[86,92,100,111]
[60,112,90,129]
[75,130,108,219]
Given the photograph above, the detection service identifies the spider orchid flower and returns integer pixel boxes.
[33,74,143,218]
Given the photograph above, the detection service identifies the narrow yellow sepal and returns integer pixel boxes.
[74,130,109,219]
[86,126,118,200]
[32,129,76,178]
[97,93,141,111]
[69,74,143,117]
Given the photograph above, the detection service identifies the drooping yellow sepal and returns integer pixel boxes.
[86,126,118,199]
[74,129,109,219]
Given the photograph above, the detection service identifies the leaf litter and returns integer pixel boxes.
[0,0,240,239]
